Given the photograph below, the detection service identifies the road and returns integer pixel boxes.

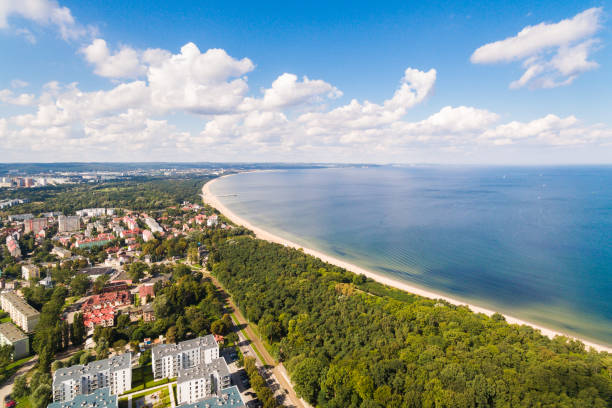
[204,271,310,408]
[0,356,38,404]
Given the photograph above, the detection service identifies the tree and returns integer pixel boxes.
[292,358,326,403]
[31,384,51,408]
[71,313,86,346]
[128,262,148,283]
[13,375,29,398]
[70,274,90,296]
[166,326,177,344]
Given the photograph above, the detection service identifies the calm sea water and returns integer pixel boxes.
[210,166,612,346]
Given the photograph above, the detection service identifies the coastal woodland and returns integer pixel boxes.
[210,236,612,408]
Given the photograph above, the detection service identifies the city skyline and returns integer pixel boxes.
[1,0,611,164]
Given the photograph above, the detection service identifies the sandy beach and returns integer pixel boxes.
[202,175,612,354]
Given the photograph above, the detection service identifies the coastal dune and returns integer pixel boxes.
[202,175,612,354]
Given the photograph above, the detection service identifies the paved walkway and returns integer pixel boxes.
[167,383,176,408]
[0,356,38,403]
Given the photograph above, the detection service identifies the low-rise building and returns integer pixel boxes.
[52,247,72,259]
[0,291,39,332]
[78,266,116,281]
[207,215,218,228]
[144,217,164,233]
[152,335,219,380]
[48,387,117,408]
[0,322,29,359]
[21,264,40,280]
[52,353,132,402]
[177,358,231,405]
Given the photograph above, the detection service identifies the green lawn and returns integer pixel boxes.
[124,364,174,394]
[15,395,32,408]
[0,316,10,323]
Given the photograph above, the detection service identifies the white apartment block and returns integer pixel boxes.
[0,291,40,332]
[152,335,219,380]
[176,358,231,405]
[22,264,40,280]
[52,353,132,403]
[144,217,164,233]
[0,322,29,359]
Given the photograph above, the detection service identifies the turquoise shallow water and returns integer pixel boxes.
[210,166,612,346]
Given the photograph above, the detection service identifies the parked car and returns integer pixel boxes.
[5,400,16,408]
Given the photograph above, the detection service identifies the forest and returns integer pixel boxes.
[0,177,210,215]
[210,237,612,408]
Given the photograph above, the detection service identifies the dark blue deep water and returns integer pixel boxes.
[210,166,612,346]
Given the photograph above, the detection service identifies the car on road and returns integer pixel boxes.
[5,400,16,408]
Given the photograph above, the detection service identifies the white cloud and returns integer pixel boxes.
[2,38,611,162]
[147,43,255,114]
[81,39,146,79]
[0,89,36,106]
[11,79,29,88]
[0,0,87,40]
[471,8,602,89]
[242,73,342,110]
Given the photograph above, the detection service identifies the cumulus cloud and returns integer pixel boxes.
[81,39,146,79]
[241,73,342,111]
[0,0,87,40]
[471,8,602,89]
[0,89,36,106]
[2,37,611,162]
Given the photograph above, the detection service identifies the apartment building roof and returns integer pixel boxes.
[0,291,39,318]
[48,387,117,408]
[54,353,131,383]
[0,322,28,343]
[177,358,230,384]
[153,335,218,360]
[177,386,244,408]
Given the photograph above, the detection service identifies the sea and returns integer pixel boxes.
[209,166,612,346]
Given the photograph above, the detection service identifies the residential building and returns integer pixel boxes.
[176,386,244,408]
[176,358,231,405]
[6,235,21,258]
[76,208,108,218]
[144,217,164,233]
[138,283,155,303]
[58,215,81,233]
[21,264,40,280]
[142,303,155,322]
[24,218,48,234]
[152,335,219,380]
[39,275,53,288]
[0,322,29,359]
[74,234,113,249]
[123,217,138,230]
[8,214,33,222]
[78,266,115,281]
[48,387,117,408]
[52,353,132,402]
[52,247,72,259]
[142,229,154,242]
[0,291,39,332]
[207,215,218,228]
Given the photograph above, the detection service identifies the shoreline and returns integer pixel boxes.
[202,174,612,354]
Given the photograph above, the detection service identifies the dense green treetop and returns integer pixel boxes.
[211,237,612,408]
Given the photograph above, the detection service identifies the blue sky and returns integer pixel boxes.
[1,0,611,163]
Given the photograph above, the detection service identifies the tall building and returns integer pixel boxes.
[0,322,29,359]
[48,386,117,408]
[176,358,231,405]
[52,353,132,402]
[0,291,39,332]
[24,218,48,234]
[5,236,21,258]
[176,386,244,408]
[58,215,81,232]
[21,264,41,280]
[152,335,219,380]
